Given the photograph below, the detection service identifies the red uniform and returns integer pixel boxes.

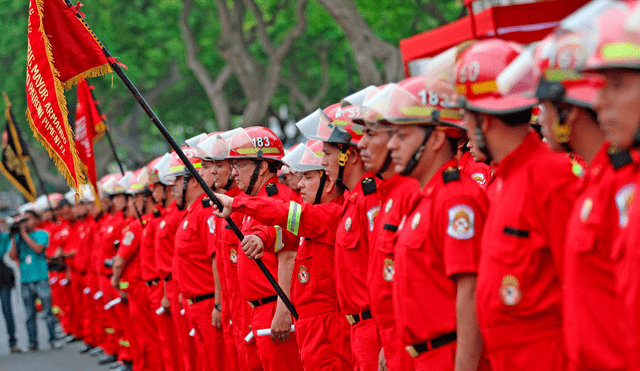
[335,174,382,371]
[393,162,488,370]
[175,193,224,371]
[233,178,303,371]
[117,216,162,371]
[232,194,354,371]
[563,144,634,371]
[66,218,92,340]
[368,174,419,371]
[476,132,577,371]
[47,220,70,321]
[215,187,262,371]
[458,151,491,190]
[91,213,114,354]
[607,149,640,370]
[78,216,101,347]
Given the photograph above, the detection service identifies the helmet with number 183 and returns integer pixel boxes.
[226,127,285,161]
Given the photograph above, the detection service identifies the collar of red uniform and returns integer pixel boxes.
[377,173,407,198]
[492,131,544,179]
[255,176,280,197]
[419,159,458,196]
[187,193,208,213]
[347,172,377,201]
[224,186,242,198]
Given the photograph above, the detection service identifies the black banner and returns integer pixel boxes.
[0,93,37,201]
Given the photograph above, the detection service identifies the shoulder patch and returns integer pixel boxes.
[202,197,212,208]
[366,205,380,232]
[207,216,216,234]
[442,167,460,184]
[615,183,636,228]
[361,177,377,196]
[608,148,633,170]
[447,205,475,240]
[153,208,162,218]
[265,182,279,197]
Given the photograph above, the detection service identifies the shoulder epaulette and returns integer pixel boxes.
[201,197,212,208]
[153,208,162,218]
[265,182,279,197]
[608,148,633,170]
[442,167,460,184]
[361,177,377,196]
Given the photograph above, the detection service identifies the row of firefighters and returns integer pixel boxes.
[20,1,640,370]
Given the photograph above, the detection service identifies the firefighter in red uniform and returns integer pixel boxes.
[199,130,264,371]
[154,152,197,371]
[98,175,132,366]
[578,5,640,369]
[112,169,163,371]
[351,79,420,371]
[145,156,184,371]
[456,39,578,370]
[218,127,303,371]
[213,139,354,371]
[366,76,487,370]
[165,146,224,371]
[498,10,629,369]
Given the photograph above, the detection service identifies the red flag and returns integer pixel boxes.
[25,0,112,190]
[74,79,105,203]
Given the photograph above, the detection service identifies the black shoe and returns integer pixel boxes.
[109,361,123,369]
[10,345,22,353]
[89,347,104,357]
[79,344,94,353]
[98,354,118,365]
[28,344,38,352]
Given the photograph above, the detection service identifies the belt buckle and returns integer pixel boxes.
[248,301,256,309]
[187,298,194,305]
[346,315,356,325]
[405,345,419,358]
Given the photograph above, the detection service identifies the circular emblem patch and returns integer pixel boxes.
[580,198,593,222]
[345,217,352,231]
[615,184,635,228]
[183,220,189,230]
[230,248,238,264]
[471,172,486,185]
[382,259,395,282]
[160,220,166,229]
[207,216,216,234]
[447,205,475,240]
[385,199,393,213]
[298,265,309,284]
[499,275,522,306]
[411,213,421,230]
[122,231,135,246]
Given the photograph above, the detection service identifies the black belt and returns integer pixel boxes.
[164,273,172,282]
[186,292,216,306]
[405,332,457,358]
[145,278,160,287]
[346,310,372,325]
[248,295,277,309]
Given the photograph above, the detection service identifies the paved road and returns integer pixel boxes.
[0,263,110,370]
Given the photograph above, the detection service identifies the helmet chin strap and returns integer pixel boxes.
[400,126,435,177]
[244,161,262,196]
[313,171,327,205]
[178,175,191,211]
[336,145,349,190]
[223,174,234,190]
[551,102,574,153]
[376,152,393,179]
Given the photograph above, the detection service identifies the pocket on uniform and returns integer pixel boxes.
[489,225,533,266]
[568,227,598,254]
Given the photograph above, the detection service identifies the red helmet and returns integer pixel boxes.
[226,127,285,161]
[455,39,537,115]
[47,193,65,209]
[101,173,125,196]
[165,147,202,179]
[296,103,365,146]
[581,3,640,72]
[282,140,325,173]
[120,167,151,195]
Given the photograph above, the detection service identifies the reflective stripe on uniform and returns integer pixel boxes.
[274,225,283,253]
[286,201,302,236]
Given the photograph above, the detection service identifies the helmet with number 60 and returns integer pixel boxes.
[455,39,538,115]
[226,127,285,161]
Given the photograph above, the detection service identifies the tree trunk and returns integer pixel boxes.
[316,0,404,86]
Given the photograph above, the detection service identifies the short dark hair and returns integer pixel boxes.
[494,108,533,127]
[266,160,282,174]
[25,210,40,220]
[56,198,71,210]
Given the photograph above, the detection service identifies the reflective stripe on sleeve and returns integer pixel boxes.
[286,201,302,236]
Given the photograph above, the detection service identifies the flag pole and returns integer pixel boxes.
[63,0,298,319]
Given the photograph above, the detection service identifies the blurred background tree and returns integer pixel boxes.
[0,0,463,192]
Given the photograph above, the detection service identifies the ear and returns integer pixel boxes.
[429,130,447,152]
[566,106,580,127]
[480,114,490,132]
[347,147,360,165]
[258,160,269,176]
[324,179,335,194]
